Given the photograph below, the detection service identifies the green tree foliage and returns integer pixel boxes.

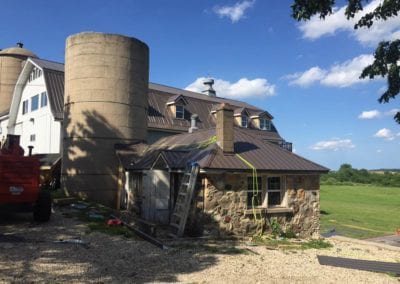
[291,0,400,123]
[321,163,400,186]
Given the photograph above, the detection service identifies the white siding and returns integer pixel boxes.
[11,71,61,154]
[0,117,8,144]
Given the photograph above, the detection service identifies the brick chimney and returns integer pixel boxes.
[216,103,234,153]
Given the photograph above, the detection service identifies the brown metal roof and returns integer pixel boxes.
[147,86,282,138]
[128,127,328,173]
[21,61,283,142]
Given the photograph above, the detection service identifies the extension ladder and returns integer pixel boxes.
[169,163,200,238]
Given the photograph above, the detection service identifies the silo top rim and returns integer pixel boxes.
[66,32,149,50]
[0,46,38,58]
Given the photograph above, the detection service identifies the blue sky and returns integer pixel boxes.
[1,0,399,170]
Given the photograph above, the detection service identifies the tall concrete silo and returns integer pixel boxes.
[0,43,38,114]
[62,32,149,206]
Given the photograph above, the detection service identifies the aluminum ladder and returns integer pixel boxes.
[169,163,200,238]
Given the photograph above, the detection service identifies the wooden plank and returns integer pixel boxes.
[317,255,400,275]
[110,215,167,250]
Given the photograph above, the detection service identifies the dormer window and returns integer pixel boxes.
[167,94,188,120]
[260,118,271,131]
[241,116,248,128]
[176,105,185,119]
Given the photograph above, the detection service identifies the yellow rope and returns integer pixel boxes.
[235,153,260,221]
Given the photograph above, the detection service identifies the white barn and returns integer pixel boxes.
[6,58,64,155]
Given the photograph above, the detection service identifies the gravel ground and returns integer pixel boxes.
[0,206,399,283]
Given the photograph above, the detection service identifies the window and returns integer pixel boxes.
[260,118,271,131]
[30,134,36,142]
[247,176,262,207]
[28,67,42,82]
[31,95,39,111]
[241,116,248,128]
[22,100,29,115]
[267,177,282,206]
[40,92,48,107]
[176,105,184,119]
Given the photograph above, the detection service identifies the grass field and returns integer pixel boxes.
[320,184,400,239]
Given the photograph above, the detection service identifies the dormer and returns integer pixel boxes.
[166,94,189,119]
[234,108,250,128]
[250,111,274,131]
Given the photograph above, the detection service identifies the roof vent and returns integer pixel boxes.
[16,42,24,48]
[202,78,216,97]
[189,114,199,133]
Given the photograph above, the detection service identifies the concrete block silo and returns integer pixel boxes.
[0,43,38,114]
[62,32,149,206]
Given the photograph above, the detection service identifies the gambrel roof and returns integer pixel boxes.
[8,58,65,126]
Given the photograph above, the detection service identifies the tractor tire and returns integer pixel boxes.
[33,191,52,222]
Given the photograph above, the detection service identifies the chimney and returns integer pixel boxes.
[17,42,23,48]
[216,103,234,153]
[189,114,199,133]
[202,78,216,97]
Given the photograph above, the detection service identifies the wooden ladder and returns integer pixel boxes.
[169,163,200,238]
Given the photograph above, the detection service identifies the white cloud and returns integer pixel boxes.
[377,149,382,153]
[358,110,381,119]
[374,128,396,141]
[185,77,276,99]
[287,54,374,88]
[298,0,400,46]
[358,108,400,119]
[288,67,326,87]
[386,108,400,116]
[310,138,355,151]
[213,0,255,23]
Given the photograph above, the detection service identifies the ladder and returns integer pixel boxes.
[169,163,200,238]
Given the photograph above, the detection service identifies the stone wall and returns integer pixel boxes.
[199,173,320,238]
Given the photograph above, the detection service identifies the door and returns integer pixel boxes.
[141,170,170,224]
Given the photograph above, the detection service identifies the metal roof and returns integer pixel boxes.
[31,58,64,72]
[127,127,328,173]
[30,58,65,120]
[8,59,282,140]
[147,86,282,137]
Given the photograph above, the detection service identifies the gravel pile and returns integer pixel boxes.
[0,206,399,283]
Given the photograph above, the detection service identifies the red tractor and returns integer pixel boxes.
[0,135,51,221]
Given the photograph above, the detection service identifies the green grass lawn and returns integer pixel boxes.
[320,184,400,239]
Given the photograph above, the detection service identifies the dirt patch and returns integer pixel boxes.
[0,206,399,283]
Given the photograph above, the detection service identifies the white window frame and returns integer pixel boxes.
[260,118,271,131]
[246,176,263,208]
[265,176,286,207]
[31,95,39,112]
[40,92,48,108]
[175,105,184,119]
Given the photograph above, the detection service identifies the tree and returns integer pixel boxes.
[291,0,400,124]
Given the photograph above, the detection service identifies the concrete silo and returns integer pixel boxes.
[0,43,38,114]
[62,32,149,206]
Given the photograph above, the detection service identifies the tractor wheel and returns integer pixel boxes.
[33,191,52,222]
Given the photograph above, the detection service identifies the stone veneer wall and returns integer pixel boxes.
[201,173,320,238]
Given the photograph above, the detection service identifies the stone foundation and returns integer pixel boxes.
[199,173,320,238]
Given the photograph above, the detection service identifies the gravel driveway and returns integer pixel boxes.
[0,206,399,283]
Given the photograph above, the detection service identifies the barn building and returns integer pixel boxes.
[0,32,328,237]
